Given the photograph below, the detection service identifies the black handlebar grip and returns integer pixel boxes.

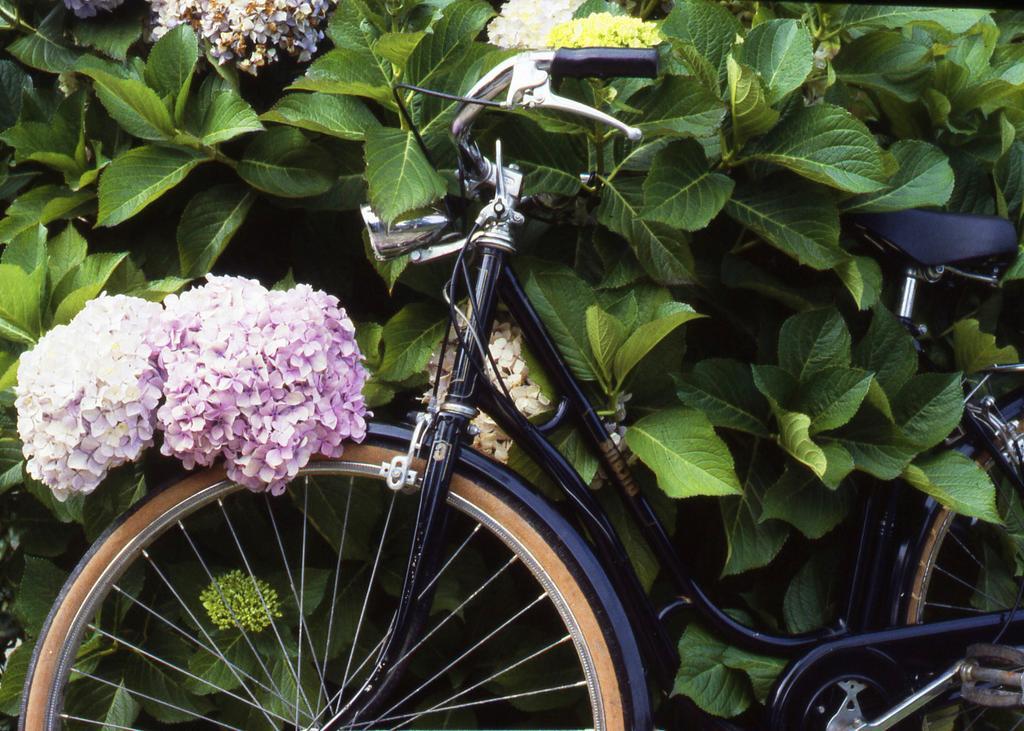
[549,47,660,79]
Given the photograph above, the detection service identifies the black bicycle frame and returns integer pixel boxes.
[342,235,1024,729]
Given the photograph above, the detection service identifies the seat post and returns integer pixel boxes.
[897,267,919,322]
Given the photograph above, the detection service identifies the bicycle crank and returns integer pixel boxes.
[825,644,1024,730]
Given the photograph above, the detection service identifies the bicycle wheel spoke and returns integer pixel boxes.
[924,601,990,614]
[69,668,250,730]
[386,555,519,675]
[417,524,481,600]
[177,521,310,720]
[109,583,290,723]
[334,491,398,710]
[397,634,574,728]
[263,484,330,718]
[84,624,300,727]
[948,527,986,571]
[60,713,148,731]
[933,563,1005,607]
[216,498,318,719]
[321,476,355,692]
[368,680,589,730]
[366,591,547,725]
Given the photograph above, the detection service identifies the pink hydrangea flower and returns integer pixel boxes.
[154,276,368,494]
[14,295,164,500]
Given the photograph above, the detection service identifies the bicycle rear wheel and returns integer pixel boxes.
[905,462,1024,730]
[20,438,645,730]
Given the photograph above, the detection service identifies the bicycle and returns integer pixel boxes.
[17,46,1024,731]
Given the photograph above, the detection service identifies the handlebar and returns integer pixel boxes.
[549,47,659,79]
[451,47,660,186]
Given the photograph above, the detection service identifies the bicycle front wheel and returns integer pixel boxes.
[20,439,643,731]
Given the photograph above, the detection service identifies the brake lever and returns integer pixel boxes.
[506,52,643,141]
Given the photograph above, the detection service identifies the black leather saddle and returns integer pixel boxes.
[851,209,1017,267]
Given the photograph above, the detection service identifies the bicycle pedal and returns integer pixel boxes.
[961,643,1024,708]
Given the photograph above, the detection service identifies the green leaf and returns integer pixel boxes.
[523,268,599,382]
[641,140,734,231]
[612,304,703,386]
[72,7,144,61]
[51,252,128,325]
[726,55,779,149]
[831,30,931,101]
[720,470,787,576]
[902,451,1000,523]
[79,67,176,141]
[661,0,741,92]
[627,408,742,498]
[7,7,80,73]
[177,184,254,277]
[762,467,854,539]
[839,6,990,34]
[291,47,395,107]
[144,24,198,102]
[737,19,813,104]
[585,305,626,388]
[0,186,92,244]
[404,0,494,86]
[0,261,44,343]
[952,318,1019,374]
[798,367,873,434]
[892,373,964,450]
[597,176,695,286]
[778,308,852,381]
[377,304,447,382]
[775,408,827,477]
[852,306,918,393]
[724,178,845,270]
[177,76,260,146]
[826,408,918,480]
[97,145,207,226]
[238,128,336,199]
[674,630,750,716]
[784,550,841,633]
[12,556,66,637]
[0,60,31,130]
[0,641,32,715]
[673,623,783,717]
[675,359,771,437]
[835,255,882,310]
[627,75,725,139]
[363,127,447,224]
[844,141,954,212]
[261,93,380,141]
[47,224,88,289]
[743,104,888,193]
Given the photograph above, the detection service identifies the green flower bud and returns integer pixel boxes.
[200,570,283,633]
[546,12,661,49]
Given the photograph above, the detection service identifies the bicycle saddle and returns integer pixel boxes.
[851,209,1018,267]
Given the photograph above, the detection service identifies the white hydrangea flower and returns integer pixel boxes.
[427,321,550,463]
[15,295,165,501]
[149,0,331,74]
[487,0,584,49]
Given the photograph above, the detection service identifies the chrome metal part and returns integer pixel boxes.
[966,394,1024,475]
[361,206,452,260]
[827,664,965,731]
[408,236,469,264]
[438,402,479,419]
[945,265,1002,286]
[384,413,432,491]
[897,270,919,321]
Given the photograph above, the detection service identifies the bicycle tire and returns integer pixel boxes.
[20,435,649,731]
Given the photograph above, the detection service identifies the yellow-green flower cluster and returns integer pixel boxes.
[200,570,283,632]
[546,12,661,49]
